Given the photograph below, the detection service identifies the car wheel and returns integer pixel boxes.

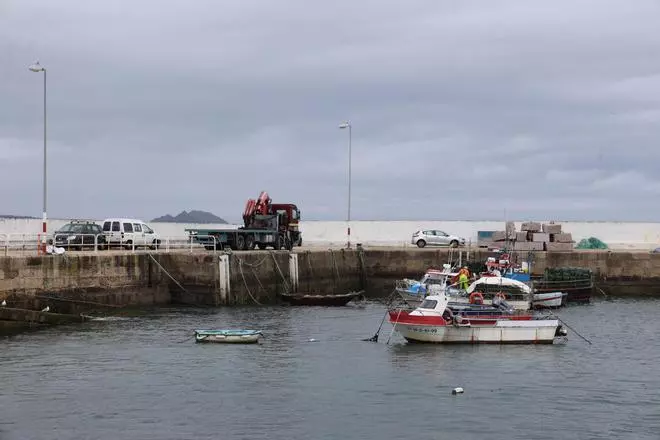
[416,240,426,248]
[450,240,459,248]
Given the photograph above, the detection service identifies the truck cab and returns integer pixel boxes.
[271,203,302,246]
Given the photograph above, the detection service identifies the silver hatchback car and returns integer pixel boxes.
[412,230,466,248]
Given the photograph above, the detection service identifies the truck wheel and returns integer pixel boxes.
[215,242,224,251]
[245,235,255,250]
[285,237,293,251]
[273,235,283,250]
[236,235,246,250]
[257,244,266,250]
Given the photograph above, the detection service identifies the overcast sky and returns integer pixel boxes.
[2,0,660,223]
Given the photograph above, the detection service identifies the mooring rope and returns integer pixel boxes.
[235,255,270,269]
[329,249,341,280]
[148,253,189,294]
[386,308,403,345]
[306,251,315,278]
[270,251,291,293]
[250,267,268,295]
[238,258,262,305]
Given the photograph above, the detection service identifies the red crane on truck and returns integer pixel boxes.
[186,191,302,251]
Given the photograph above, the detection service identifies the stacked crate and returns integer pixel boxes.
[515,222,545,251]
[488,221,574,251]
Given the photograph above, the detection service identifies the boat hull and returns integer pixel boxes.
[395,322,559,344]
[194,330,263,344]
[279,291,362,306]
[449,296,531,311]
[532,292,566,309]
[388,312,559,344]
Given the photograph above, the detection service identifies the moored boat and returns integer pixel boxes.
[531,291,567,309]
[387,292,566,344]
[279,290,364,306]
[459,276,532,310]
[395,265,464,306]
[194,329,263,344]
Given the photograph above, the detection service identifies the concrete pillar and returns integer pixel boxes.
[218,254,231,303]
[289,253,299,293]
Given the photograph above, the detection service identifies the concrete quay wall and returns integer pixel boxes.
[1,249,659,315]
[0,254,170,313]
[3,218,660,250]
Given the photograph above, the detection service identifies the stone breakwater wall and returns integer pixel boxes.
[1,249,659,314]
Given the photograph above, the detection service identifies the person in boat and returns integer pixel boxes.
[458,266,470,291]
[488,264,502,277]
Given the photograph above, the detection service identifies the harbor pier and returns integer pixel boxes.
[1,248,659,332]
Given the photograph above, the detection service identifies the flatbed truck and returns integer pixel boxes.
[185,191,301,251]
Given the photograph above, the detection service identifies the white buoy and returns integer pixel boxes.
[41,306,50,312]
[308,338,318,342]
[1,300,6,307]
[452,387,464,395]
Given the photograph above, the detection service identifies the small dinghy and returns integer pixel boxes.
[194,329,263,344]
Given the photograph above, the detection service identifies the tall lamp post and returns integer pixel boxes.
[339,121,352,249]
[29,61,47,251]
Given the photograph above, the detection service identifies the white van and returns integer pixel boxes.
[102,218,161,249]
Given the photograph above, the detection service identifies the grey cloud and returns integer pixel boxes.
[2,0,660,222]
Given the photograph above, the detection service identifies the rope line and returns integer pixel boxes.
[148,253,189,294]
[270,251,291,293]
[238,258,262,305]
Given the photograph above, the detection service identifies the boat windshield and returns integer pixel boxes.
[419,299,438,309]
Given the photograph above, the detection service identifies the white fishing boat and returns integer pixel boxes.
[457,276,532,310]
[387,292,566,344]
[194,329,263,344]
[395,264,462,306]
[531,291,567,309]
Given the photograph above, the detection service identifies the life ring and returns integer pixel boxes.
[495,292,507,301]
[469,292,484,304]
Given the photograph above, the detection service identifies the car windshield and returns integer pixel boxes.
[57,224,84,233]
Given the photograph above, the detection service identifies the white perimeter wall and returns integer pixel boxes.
[2,218,660,250]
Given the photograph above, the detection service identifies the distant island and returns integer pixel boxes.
[151,210,228,224]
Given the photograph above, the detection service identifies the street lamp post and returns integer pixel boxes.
[339,121,352,249]
[29,61,47,251]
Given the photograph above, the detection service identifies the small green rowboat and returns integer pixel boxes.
[194,329,263,344]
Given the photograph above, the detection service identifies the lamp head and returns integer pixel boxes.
[29,61,45,72]
[338,121,350,129]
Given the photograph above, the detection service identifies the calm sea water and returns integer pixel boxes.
[1,298,659,440]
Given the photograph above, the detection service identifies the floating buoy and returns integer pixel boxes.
[308,338,318,342]
[452,387,464,395]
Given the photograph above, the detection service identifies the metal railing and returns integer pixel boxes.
[0,233,219,255]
